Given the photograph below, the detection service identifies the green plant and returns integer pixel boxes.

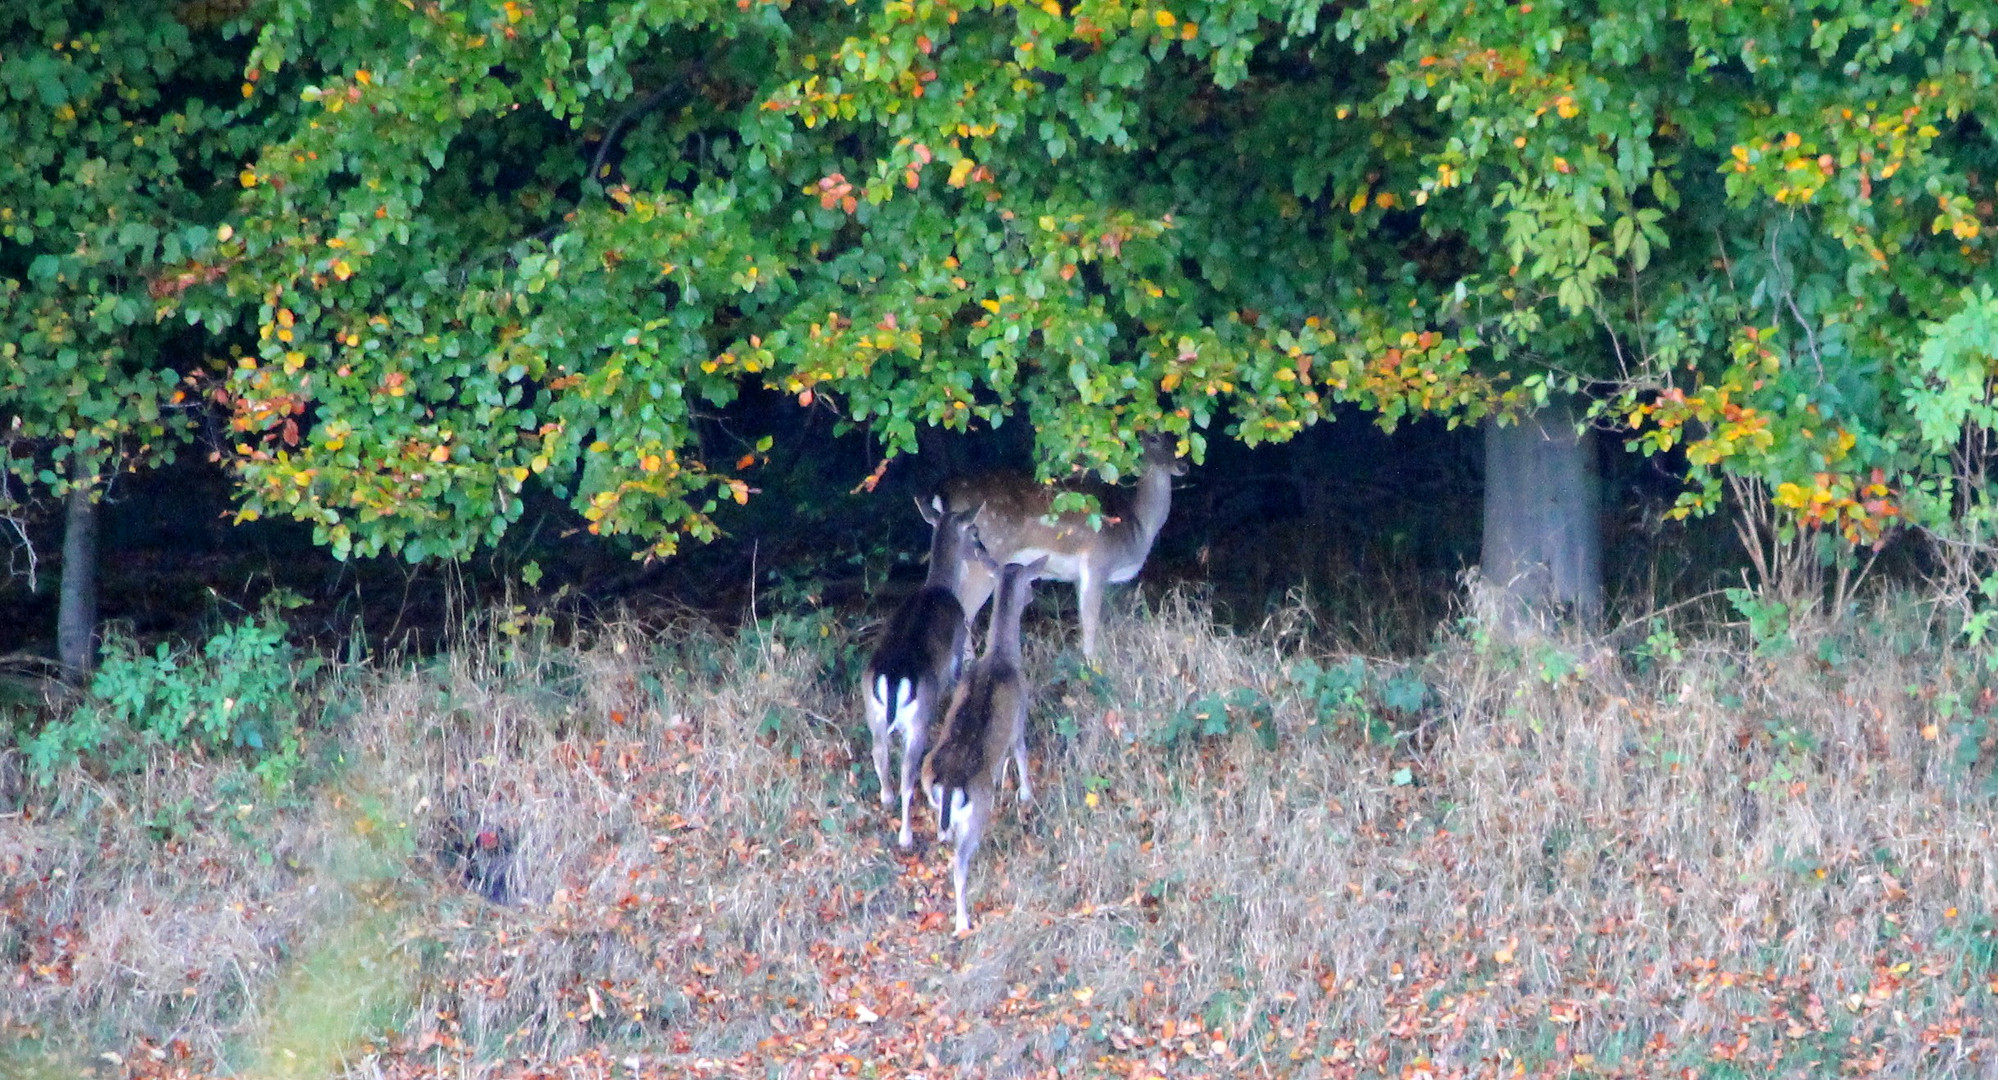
[1728,587,1795,658]
[1632,619,1685,675]
[1152,686,1275,751]
[1746,718,1822,797]
[1293,656,1369,731]
[21,608,322,788]
[1290,656,1425,745]
[1380,669,1429,717]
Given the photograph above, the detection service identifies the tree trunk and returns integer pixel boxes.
[1481,398,1603,630]
[58,464,100,681]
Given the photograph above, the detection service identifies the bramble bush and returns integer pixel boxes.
[21,607,320,788]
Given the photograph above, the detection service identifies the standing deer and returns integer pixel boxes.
[922,554,1046,934]
[944,433,1185,660]
[863,496,980,850]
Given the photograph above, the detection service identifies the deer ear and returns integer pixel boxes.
[1025,555,1051,577]
[916,494,942,525]
[973,544,1001,572]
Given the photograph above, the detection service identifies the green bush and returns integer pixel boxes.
[21,611,321,788]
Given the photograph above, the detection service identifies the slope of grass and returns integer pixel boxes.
[4,591,1997,1078]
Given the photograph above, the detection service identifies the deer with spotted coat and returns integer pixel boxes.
[943,433,1185,661]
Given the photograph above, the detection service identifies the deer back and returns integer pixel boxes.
[867,586,965,687]
[943,438,1182,584]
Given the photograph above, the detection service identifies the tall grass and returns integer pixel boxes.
[4,589,1996,1076]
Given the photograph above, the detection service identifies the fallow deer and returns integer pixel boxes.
[863,496,980,850]
[944,433,1185,660]
[921,554,1046,934]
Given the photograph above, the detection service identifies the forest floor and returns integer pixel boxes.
[5,590,1998,1078]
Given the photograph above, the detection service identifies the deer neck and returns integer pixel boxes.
[984,567,1032,664]
[923,519,969,594]
[1127,461,1176,547]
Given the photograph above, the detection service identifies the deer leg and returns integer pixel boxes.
[1012,714,1033,808]
[956,558,997,653]
[865,681,894,808]
[951,793,989,934]
[1076,566,1106,661]
[896,686,931,851]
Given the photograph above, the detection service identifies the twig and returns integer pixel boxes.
[587,84,682,191]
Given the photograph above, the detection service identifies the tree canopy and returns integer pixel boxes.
[4,0,1992,571]
[0,3,274,525]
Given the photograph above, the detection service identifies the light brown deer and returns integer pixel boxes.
[862,496,980,850]
[943,433,1185,660]
[922,554,1045,933]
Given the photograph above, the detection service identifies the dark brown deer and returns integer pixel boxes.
[922,554,1045,933]
[862,496,981,850]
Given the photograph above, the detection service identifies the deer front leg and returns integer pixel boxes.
[1075,565,1106,662]
[956,556,998,653]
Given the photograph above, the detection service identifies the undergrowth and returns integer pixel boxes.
[4,590,1997,1078]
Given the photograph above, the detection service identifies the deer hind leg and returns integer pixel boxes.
[949,791,990,933]
[865,677,896,808]
[896,682,933,851]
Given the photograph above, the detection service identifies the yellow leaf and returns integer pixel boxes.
[1154,10,1176,27]
[1349,188,1369,214]
[217,224,235,242]
[239,169,258,188]
[332,259,353,280]
[428,445,450,464]
[948,158,976,187]
[589,441,610,453]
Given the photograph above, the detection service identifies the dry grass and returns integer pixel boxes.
[4,589,1998,1077]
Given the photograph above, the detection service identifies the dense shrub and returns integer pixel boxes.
[20,611,319,788]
